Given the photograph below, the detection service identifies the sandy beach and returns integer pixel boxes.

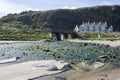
[0,60,68,80]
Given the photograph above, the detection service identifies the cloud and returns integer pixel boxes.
[0,0,119,18]
[27,8,40,11]
[61,6,77,9]
[0,0,25,14]
[0,0,39,17]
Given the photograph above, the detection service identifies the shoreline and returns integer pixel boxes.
[0,40,120,80]
[69,40,120,47]
[0,60,69,80]
[0,40,120,47]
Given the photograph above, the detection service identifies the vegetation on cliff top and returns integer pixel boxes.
[0,5,120,40]
[0,5,120,32]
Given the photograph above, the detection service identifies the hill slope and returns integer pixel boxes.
[0,5,120,32]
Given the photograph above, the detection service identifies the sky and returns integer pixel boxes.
[0,0,120,17]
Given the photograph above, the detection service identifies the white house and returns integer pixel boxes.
[75,21,113,33]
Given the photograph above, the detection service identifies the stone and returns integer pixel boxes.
[55,61,72,71]
[81,61,88,66]
[47,64,58,71]
[60,63,72,71]
[34,60,71,71]
[99,55,108,58]
[0,57,17,64]
[94,62,105,69]
[54,76,67,80]
[35,64,58,71]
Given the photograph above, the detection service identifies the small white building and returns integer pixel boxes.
[101,22,107,33]
[107,26,113,33]
[75,21,113,33]
[74,25,79,32]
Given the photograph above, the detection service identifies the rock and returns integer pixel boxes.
[60,63,72,71]
[54,76,67,80]
[47,64,58,71]
[81,61,88,66]
[35,64,58,71]
[0,57,17,64]
[94,62,105,69]
[34,60,71,71]
[111,61,120,67]
[55,61,72,71]
[99,55,108,58]
[1,54,5,56]
[16,57,20,59]
[33,60,59,71]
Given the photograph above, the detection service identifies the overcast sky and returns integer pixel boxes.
[0,0,120,17]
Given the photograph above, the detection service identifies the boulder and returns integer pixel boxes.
[47,64,58,71]
[0,57,17,64]
[60,63,72,71]
[35,64,58,71]
[55,61,71,71]
[54,76,67,80]
[34,60,71,71]
[94,62,105,69]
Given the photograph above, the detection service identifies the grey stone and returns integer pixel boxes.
[47,64,58,71]
[94,62,105,69]
[54,76,67,80]
[60,63,72,71]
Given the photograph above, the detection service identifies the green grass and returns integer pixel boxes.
[0,27,120,41]
[78,32,120,40]
[0,30,50,41]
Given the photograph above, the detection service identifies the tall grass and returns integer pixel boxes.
[0,30,50,41]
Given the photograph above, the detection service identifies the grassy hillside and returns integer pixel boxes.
[0,5,120,41]
[0,29,50,41]
[0,5,120,32]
